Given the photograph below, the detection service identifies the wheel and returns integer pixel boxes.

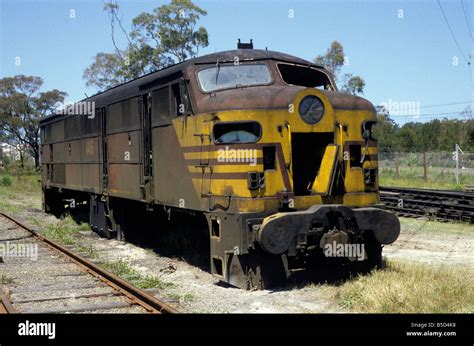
[115,223,125,241]
[365,238,383,269]
[44,189,65,218]
[247,253,287,290]
[352,232,383,273]
[89,195,112,239]
[247,266,263,290]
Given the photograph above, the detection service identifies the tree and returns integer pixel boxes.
[372,108,474,153]
[0,75,67,169]
[373,105,399,151]
[314,41,365,95]
[339,74,365,95]
[83,52,127,90]
[314,41,345,76]
[396,123,420,152]
[83,0,209,91]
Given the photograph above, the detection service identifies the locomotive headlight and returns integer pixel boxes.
[298,96,324,124]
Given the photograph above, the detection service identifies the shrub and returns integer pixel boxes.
[0,175,12,186]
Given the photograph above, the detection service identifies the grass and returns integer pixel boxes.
[166,292,195,303]
[399,217,474,236]
[0,174,41,196]
[75,244,99,258]
[32,215,90,245]
[0,175,12,186]
[0,173,42,212]
[101,259,175,290]
[0,274,15,285]
[336,259,474,313]
[379,166,472,190]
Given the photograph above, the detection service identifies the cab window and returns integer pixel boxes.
[213,121,262,144]
[198,64,272,92]
[278,63,334,90]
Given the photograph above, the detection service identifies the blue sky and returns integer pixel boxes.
[1,0,472,124]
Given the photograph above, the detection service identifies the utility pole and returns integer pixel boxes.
[454,144,464,185]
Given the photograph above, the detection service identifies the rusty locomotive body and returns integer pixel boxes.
[40,47,400,289]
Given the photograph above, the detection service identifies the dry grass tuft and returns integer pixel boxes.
[336,260,474,313]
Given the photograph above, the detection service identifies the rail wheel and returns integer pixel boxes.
[353,231,383,273]
[246,266,263,290]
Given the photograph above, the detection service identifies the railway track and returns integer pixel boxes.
[0,212,177,314]
[380,186,474,223]
[0,291,16,313]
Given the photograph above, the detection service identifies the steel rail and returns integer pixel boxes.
[0,292,16,314]
[380,186,474,223]
[0,212,177,314]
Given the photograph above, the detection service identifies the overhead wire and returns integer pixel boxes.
[460,0,473,40]
[437,0,469,63]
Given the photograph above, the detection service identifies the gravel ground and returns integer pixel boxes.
[31,214,474,313]
[2,193,473,313]
[384,220,474,265]
[77,232,344,313]
[0,215,149,314]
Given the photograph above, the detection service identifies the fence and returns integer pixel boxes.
[378,151,474,189]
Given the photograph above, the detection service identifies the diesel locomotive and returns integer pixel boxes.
[40,43,400,289]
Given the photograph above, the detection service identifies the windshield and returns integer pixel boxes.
[278,63,334,90]
[197,64,272,92]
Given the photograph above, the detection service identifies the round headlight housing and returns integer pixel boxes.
[298,96,324,124]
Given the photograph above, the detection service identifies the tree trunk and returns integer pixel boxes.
[34,149,40,171]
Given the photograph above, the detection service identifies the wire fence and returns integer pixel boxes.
[378,151,474,189]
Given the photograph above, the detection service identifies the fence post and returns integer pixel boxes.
[423,151,428,181]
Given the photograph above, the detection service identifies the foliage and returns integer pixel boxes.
[339,73,365,95]
[102,259,175,289]
[0,175,12,186]
[131,0,208,63]
[83,0,209,90]
[4,162,37,176]
[373,108,474,152]
[0,274,15,285]
[83,52,129,90]
[314,41,365,95]
[0,75,67,169]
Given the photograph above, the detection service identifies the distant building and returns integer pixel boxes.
[1,143,15,161]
